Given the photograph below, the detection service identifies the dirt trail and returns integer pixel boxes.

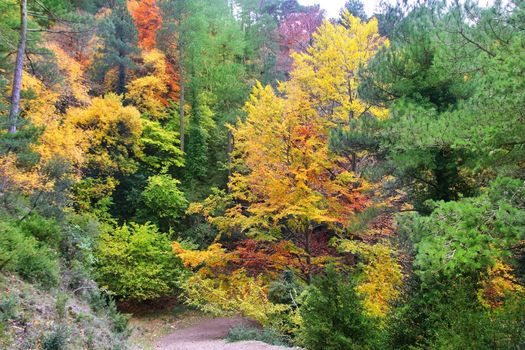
[154,317,300,350]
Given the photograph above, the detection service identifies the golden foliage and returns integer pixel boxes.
[223,14,389,238]
[172,242,237,272]
[0,155,50,194]
[68,93,143,175]
[289,10,389,126]
[1,72,87,193]
[478,261,524,309]
[230,81,370,235]
[126,49,179,118]
[17,73,58,126]
[46,42,91,105]
[173,242,288,325]
[180,269,288,325]
[338,240,403,317]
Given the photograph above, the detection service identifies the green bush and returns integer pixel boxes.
[19,214,62,249]
[384,278,525,350]
[0,294,19,323]
[139,175,188,230]
[227,326,289,346]
[41,324,69,350]
[398,177,525,284]
[0,221,59,289]
[95,222,183,301]
[269,270,303,305]
[385,177,525,349]
[86,289,130,335]
[55,293,68,320]
[298,267,377,350]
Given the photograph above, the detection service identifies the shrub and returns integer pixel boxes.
[60,213,100,271]
[0,294,19,322]
[298,267,377,350]
[227,326,289,346]
[95,222,182,301]
[180,269,288,325]
[86,288,130,335]
[384,278,525,350]
[0,221,59,288]
[41,324,69,350]
[55,293,68,320]
[398,177,525,284]
[268,270,303,305]
[19,214,61,249]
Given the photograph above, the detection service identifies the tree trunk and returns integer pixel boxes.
[117,63,126,95]
[179,49,185,152]
[227,130,233,181]
[8,0,28,134]
[352,151,357,173]
[304,229,312,284]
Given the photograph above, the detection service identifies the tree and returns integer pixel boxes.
[157,0,187,151]
[138,119,184,173]
[5,0,72,133]
[276,6,323,75]
[342,0,367,21]
[139,174,188,231]
[95,0,138,94]
[126,49,177,119]
[299,267,376,350]
[399,177,525,284]
[128,0,162,50]
[96,222,182,301]
[7,0,28,134]
[68,93,142,177]
[289,10,388,127]
[172,0,248,192]
[217,13,387,276]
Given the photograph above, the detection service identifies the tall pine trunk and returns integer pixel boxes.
[178,48,185,152]
[117,63,126,95]
[8,0,28,134]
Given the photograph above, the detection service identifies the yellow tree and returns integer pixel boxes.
[289,9,389,127]
[1,71,87,195]
[222,13,388,275]
[126,49,179,119]
[229,79,370,279]
[68,93,143,177]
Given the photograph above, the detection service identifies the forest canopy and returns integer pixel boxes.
[0,0,524,349]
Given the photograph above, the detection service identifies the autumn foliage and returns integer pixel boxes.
[128,0,162,50]
[2,1,524,348]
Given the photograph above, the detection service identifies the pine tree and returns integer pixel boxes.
[95,0,139,94]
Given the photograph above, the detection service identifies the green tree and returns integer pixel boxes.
[299,268,377,350]
[139,175,188,231]
[177,0,248,195]
[342,0,367,21]
[95,222,182,301]
[94,0,139,94]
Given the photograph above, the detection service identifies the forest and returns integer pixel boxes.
[0,0,524,349]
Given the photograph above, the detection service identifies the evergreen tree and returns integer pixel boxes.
[342,0,367,21]
[95,0,139,94]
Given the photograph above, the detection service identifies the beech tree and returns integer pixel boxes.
[213,13,388,278]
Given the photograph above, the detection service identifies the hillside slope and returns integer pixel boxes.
[0,274,129,349]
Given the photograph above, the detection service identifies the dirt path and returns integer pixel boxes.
[154,317,299,350]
